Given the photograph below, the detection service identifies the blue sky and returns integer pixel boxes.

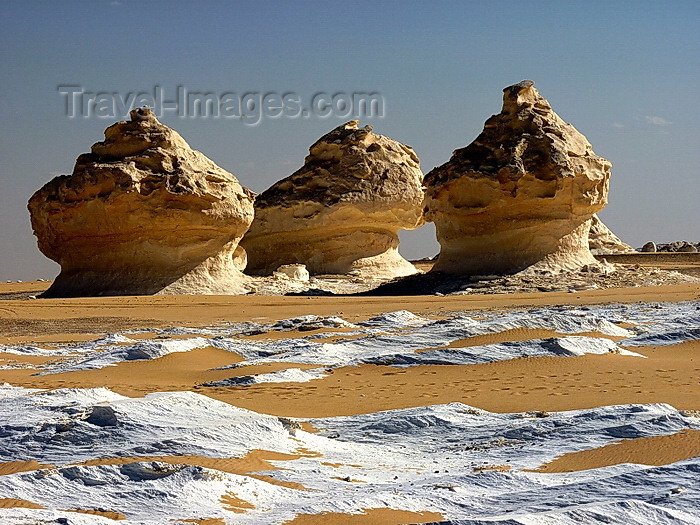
[1,0,698,281]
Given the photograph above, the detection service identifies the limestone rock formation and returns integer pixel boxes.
[424,81,611,275]
[241,121,424,278]
[29,108,254,297]
[588,215,635,255]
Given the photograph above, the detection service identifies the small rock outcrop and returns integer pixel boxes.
[273,264,310,281]
[28,108,254,297]
[424,81,610,275]
[640,240,700,253]
[674,243,698,253]
[241,121,424,278]
[657,241,699,253]
[588,215,635,255]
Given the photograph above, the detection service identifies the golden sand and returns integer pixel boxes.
[1,281,699,490]
[282,508,444,524]
[2,333,698,421]
[534,429,700,473]
[61,508,126,520]
[220,492,256,514]
[196,339,700,418]
[0,498,45,509]
[447,327,626,348]
[1,283,698,331]
[0,460,55,476]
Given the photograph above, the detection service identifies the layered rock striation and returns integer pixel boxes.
[424,81,611,275]
[28,108,254,297]
[241,121,424,278]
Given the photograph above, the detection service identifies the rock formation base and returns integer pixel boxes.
[432,216,596,275]
[247,225,417,278]
[43,243,250,298]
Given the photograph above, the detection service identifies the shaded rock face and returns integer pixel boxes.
[588,215,635,255]
[28,108,254,297]
[241,121,424,278]
[424,81,610,275]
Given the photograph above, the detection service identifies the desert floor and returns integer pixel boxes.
[0,278,699,524]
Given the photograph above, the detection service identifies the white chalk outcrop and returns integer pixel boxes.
[28,108,254,297]
[588,214,635,255]
[424,81,611,275]
[241,121,424,279]
[273,264,310,281]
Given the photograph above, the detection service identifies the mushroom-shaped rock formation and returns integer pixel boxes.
[28,108,254,297]
[424,81,610,275]
[240,121,424,279]
[588,214,635,255]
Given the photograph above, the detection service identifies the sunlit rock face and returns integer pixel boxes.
[424,81,611,275]
[241,121,424,279]
[28,108,254,297]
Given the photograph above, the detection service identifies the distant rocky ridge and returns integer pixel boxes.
[640,241,698,253]
[28,108,254,297]
[241,121,424,279]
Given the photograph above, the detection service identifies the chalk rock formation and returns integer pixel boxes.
[241,121,424,278]
[273,264,310,281]
[28,108,254,297]
[588,215,635,255]
[424,81,610,275]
